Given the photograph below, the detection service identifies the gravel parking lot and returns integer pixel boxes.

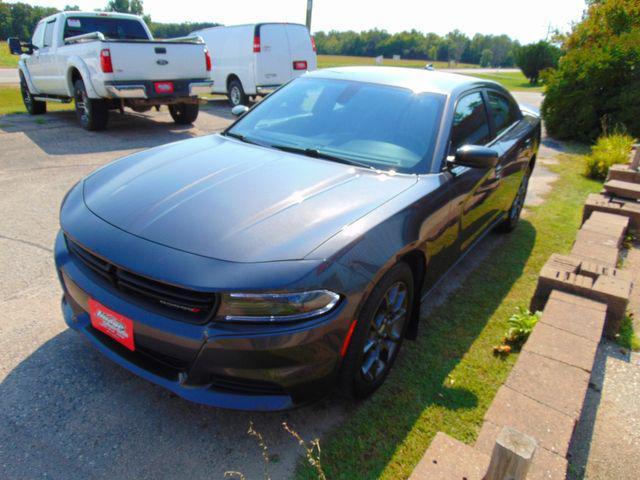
[0,93,545,480]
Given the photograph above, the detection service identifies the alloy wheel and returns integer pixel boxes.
[360,281,409,383]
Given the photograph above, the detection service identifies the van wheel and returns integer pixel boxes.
[20,74,46,115]
[169,103,199,124]
[227,79,248,107]
[74,79,108,131]
[339,262,414,399]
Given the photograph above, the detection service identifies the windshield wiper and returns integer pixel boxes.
[223,131,266,147]
[270,144,375,171]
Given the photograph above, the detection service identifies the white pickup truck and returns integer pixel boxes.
[8,11,214,130]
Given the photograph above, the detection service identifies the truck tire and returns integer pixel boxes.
[74,79,108,131]
[168,103,199,124]
[227,79,248,107]
[20,73,46,115]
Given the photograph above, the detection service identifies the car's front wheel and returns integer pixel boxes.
[169,103,199,124]
[20,73,46,115]
[339,262,414,398]
[498,165,531,232]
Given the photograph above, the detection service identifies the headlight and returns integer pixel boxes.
[221,290,340,322]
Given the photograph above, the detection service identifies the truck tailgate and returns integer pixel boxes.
[106,42,208,81]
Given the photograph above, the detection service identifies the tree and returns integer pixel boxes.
[105,0,144,15]
[541,0,640,141]
[480,48,493,67]
[515,41,561,84]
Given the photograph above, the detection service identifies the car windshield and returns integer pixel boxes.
[226,77,445,174]
[63,17,149,40]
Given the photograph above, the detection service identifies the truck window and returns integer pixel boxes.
[43,20,56,47]
[63,17,149,41]
[32,22,45,48]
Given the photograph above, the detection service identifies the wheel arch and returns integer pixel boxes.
[65,58,100,98]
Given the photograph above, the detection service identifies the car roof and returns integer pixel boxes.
[306,66,502,97]
[52,11,143,21]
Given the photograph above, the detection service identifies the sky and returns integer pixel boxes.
[18,0,588,43]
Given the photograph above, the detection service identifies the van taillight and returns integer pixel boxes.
[311,36,317,52]
[204,48,212,71]
[253,34,261,53]
[293,60,308,71]
[100,49,113,73]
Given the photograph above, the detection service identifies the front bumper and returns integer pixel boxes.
[54,231,348,411]
[105,79,214,99]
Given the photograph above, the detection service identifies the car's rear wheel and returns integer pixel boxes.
[74,79,108,131]
[339,262,413,398]
[227,79,248,107]
[169,103,199,124]
[20,73,46,115]
[498,165,531,232]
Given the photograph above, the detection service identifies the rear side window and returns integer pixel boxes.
[487,91,521,136]
[450,92,491,154]
[43,20,56,47]
[63,17,149,40]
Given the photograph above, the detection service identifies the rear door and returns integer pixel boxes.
[284,24,317,77]
[255,24,291,87]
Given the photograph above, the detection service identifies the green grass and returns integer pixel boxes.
[297,152,601,480]
[616,313,640,351]
[0,86,73,115]
[317,54,477,70]
[466,71,543,92]
[0,43,19,68]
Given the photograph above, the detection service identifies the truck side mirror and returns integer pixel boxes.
[7,38,22,56]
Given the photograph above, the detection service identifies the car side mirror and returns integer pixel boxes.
[450,145,499,169]
[7,38,23,55]
[231,105,249,117]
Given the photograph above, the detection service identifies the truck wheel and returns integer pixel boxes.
[227,79,248,107]
[20,74,46,115]
[169,103,199,124]
[74,79,108,131]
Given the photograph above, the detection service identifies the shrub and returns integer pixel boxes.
[541,0,640,142]
[515,41,561,84]
[584,132,635,179]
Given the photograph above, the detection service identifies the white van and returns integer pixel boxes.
[193,23,317,106]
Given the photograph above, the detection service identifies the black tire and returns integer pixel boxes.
[19,73,46,115]
[168,103,199,124]
[227,79,248,107]
[497,165,531,233]
[74,79,108,131]
[339,262,414,399]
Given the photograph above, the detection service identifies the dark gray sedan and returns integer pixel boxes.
[55,67,540,410]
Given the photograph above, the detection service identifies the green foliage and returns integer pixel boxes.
[314,30,520,66]
[583,132,635,179]
[616,313,640,351]
[506,307,541,343]
[480,48,493,67]
[0,1,58,40]
[150,22,221,39]
[515,41,561,84]
[541,0,640,142]
[105,0,144,15]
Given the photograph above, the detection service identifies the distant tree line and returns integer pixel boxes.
[313,29,521,66]
[0,0,219,40]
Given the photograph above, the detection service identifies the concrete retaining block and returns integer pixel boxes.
[582,193,640,231]
[604,179,640,200]
[607,164,640,184]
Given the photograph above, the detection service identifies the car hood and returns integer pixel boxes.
[83,135,417,263]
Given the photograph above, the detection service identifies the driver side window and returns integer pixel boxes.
[32,22,45,49]
[449,92,491,155]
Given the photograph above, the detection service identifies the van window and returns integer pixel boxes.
[43,20,56,47]
[450,92,491,154]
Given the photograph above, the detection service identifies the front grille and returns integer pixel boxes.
[66,236,217,323]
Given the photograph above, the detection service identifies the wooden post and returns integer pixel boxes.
[630,144,640,170]
[484,427,537,480]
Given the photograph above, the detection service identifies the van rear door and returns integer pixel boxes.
[254,24,292,87]
[284,24,317,77]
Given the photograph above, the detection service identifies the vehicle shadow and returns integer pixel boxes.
[0,100,233,157]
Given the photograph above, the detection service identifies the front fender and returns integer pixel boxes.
[66,57,101,98]
[17,59,38,94]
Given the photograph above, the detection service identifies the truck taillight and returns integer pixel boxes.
[293,60,308,71]
[204,48,212,71]
[311,36,317,53]
[100,49,113,73]
[253,34,261,53]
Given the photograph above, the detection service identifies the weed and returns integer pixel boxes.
[584,132,635,180]
[284,422,327,480]
[615,312,640,352]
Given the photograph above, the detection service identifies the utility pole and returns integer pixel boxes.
[306,0,313,31]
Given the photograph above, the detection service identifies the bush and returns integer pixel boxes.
[515,41,561,84]
[541,0,640,142]
[584,132,635,179]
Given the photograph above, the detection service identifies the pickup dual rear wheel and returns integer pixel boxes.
[19,74,46,115]
[74,79,108,131]
[168,103,199,125]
